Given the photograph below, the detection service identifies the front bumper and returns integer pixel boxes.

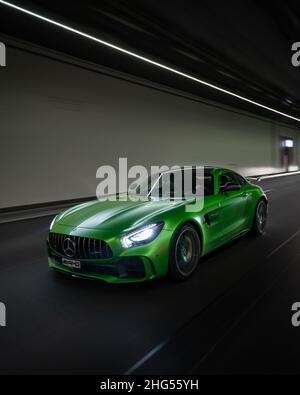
[47,228,172,283]
[48,251,156,283]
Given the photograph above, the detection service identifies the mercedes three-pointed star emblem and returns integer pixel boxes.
[63,237,76,257]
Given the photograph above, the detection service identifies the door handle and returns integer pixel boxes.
[241,192,249,198]
[204,211,219,226]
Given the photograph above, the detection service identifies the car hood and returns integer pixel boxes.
[56,197,188,231]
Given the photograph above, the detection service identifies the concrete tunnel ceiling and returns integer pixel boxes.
[0,0,300,126]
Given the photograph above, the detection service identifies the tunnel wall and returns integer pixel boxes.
[0,44,299,209]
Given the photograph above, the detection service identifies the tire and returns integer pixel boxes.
[252,199,268,236]
[169,224,201,281]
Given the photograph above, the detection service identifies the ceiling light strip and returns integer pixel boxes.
[0,0,299,123]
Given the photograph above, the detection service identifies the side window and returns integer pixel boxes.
[234,173,247,186]
[219,172,238,192]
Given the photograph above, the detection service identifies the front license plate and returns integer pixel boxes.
[62,258,81,269]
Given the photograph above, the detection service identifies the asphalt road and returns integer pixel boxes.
[1,175,300,374]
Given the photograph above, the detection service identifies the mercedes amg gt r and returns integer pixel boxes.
[47,167,267,282]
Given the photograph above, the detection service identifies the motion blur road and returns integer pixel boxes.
[1,175,300,374]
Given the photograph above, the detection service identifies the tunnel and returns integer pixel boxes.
[1,0,300,381]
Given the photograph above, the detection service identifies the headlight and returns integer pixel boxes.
[50,215,58,231]
[121,222,164,248]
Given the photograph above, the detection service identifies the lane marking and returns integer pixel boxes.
[189,252,300,373]
[268,229,300,258]
[125,229,300,374]
[264,189,273,193]
[124,341,169,375]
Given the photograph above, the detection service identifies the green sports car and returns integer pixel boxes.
[48,167,267,283]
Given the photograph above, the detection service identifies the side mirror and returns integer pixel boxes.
[221,184,241,193]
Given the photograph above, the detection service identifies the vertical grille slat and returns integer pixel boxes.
[79,236,83,260]
[100,239,103,259]
[60,235,65,251]
[88,238,91,259]
[97,239,102,259]
[98,240,102,259]
[49,233,112,260]
[59,234,63,252]
[83,237,87,259]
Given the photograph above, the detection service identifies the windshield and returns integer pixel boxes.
[129,168,214,199]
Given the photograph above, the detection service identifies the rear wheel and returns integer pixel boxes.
[252,199,268,236]
[169,224,201,281]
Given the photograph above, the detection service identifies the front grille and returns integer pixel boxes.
[49,233,113,260]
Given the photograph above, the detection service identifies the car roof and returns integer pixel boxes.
[205,166,235,174]
[158,166,236,175]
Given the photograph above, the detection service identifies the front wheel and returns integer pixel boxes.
[252,199,268,236]
[169,224,201,281]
